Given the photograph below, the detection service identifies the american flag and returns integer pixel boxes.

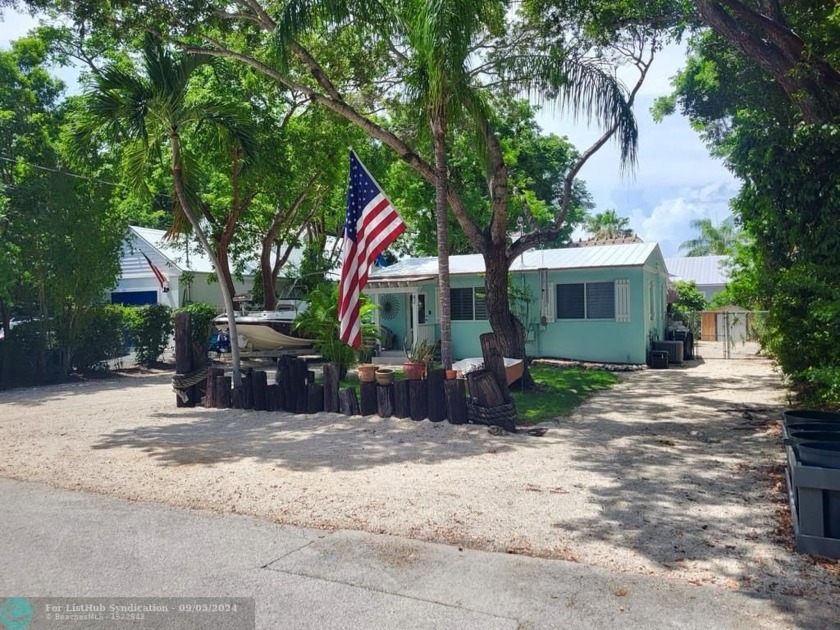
[339,150,405,349]
[142,252,168,288]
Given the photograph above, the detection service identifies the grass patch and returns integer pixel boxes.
[321,364,617,425]
[511,365,618,425]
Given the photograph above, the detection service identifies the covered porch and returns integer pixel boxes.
[366,276,438,361]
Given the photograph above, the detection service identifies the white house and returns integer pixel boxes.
[113,226,338,310]
[664,255,731,300]
[112,226,257,309]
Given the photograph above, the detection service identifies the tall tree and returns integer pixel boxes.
[678,216,739,256]
[22,0,653,386]
[74,39,254,386]
[0,33,125,383]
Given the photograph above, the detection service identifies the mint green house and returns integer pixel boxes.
[366,242,669,364]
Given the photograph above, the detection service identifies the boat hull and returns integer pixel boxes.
[451,357,524,386]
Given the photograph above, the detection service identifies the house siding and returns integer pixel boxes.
[368,243,670,364]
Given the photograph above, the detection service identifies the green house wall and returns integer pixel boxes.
[371,248,669,364]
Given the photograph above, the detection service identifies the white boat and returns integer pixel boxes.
[233,324,314,351]
[213,300,313,351]
[451,357,525,385]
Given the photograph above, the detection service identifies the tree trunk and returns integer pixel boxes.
[171,132,242,387]
[483,246,534,388]
[432,108,452,369]
[696,0,840,123]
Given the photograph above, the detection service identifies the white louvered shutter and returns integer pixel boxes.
[614,279,630,322]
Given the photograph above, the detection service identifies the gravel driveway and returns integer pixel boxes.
[1,349,837,624]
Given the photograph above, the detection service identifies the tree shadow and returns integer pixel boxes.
[550,364,839,627]
[0,373,172,407]
[92,408,555,472]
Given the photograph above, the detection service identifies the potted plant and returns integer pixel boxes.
[293,283,379,378]
[403,339,436,380]
[375,368,395,385]
[357,364,377,383]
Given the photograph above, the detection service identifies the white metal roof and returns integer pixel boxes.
[128,226,338,278]
[664,256,730,286]
[370,242,661,281]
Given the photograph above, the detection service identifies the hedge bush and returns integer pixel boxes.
[174,302,218,350]
[131,303,173,366]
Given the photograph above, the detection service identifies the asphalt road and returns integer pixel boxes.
[0,479,795,629]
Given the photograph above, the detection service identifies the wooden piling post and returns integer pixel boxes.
[409,380,428,421]
[219,376,232,408]
[241,367,254,409]
[480,332,511,403]
[444,379,468,424]
[394,380,410,419]
[338,387,360,415]
[427,369,446,422]
[252,370,268,411]
[377,385,395,418]
[360,382,377,416]
[265,384,278,411]
[307,383,324,413]
[323,363,340,413]
[174,311,195,407]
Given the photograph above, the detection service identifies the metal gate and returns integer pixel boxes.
[695,309,768,359]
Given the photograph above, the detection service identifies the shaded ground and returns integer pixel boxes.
[0,355,837,627]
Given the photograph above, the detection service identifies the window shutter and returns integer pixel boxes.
[474,287,488,319]
[450,288,473,320]
[615,279,630,322]
[540,269,555,323]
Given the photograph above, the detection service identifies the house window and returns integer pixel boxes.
[555,282,615,320]
[450,287,487,321]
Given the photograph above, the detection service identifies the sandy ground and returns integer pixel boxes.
[1,342,838,623]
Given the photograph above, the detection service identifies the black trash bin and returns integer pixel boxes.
[649,350,669,369]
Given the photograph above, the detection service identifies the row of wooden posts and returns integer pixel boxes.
[198,357,470,424]
[174,312,512,425]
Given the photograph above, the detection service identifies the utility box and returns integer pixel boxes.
[649,350,669,370]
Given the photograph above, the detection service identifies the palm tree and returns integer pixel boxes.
[76,39,253,386]
[584,210,634,240]
[402,0,498,370]
[679,216,740,256]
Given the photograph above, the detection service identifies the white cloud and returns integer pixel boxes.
[628,182,739,256]
[535,41,741,257]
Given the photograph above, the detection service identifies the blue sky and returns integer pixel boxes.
[537,42,740,256]
[2,11,738,257]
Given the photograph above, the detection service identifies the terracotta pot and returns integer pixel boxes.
[403,361,425,380]
[357,363,377,383]
[445,369,457,380]
[375,368,395,386]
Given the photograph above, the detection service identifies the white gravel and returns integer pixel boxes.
[1,344,838,617]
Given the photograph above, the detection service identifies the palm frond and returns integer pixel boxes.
[516,55,638,170]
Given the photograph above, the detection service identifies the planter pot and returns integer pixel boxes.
[797,442,840,469]
[403,361,425,380]
[786,423,840,434]
[445,369,457,380]
[787,431,840,448]
[375,368,395,386]
[783,410,840,426]
[357,364,377,383]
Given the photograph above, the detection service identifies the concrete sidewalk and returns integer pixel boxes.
[0,479,795,629]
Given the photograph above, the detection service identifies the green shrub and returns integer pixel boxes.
[293,283,378,374]
[72,304,132,372]
[801,367,840,409]
[0,320,49,386]
[174,302,219,350]
[130,303,174,366]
